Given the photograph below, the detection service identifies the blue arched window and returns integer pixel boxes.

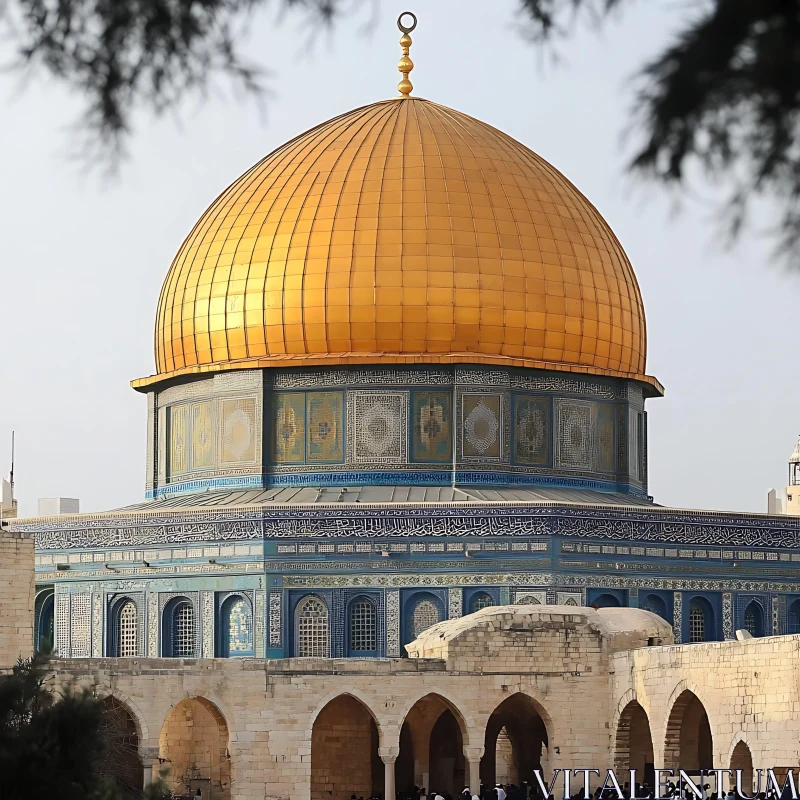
[743,601,765,638]
[347,597,377,657]
[219,595,253,657]
[295,596,329,657]
[788,600,800,634]
[162,597,197,658]
[470,592,494,614]
[592,593,621,609]
[689,597,715,643]
[35,592,54,652]
[640,594,667,619]
[109,598,139,657]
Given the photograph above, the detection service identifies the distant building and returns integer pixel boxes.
[767,438,800,515]
[1,479,17,519]
[37,498,80,517]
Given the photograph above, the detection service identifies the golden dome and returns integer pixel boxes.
[135,97,661,393]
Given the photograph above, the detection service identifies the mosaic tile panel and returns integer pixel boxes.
[147,592,158,656]
[222,398,257,464]
[462,394,501,459]
[92,593,103,657]
[56,593,70,656]
[629,411,640,481]
[412,391,452,463]
[169,404,189,475]
[556,592,582,606]
[448,588,463,619]
[722,592,733,639]
[70,593,92,658]
[595,403,615,474]
[555,399,593,471]
[514,590,546,604]
[272,393,305,463]
[201,591,214,657]
[386,590,400,657]
[269,591,282,647]
[351,393,407,463]
[307,392,344,463]
[191,401,216,470]
[616,405,628,474]
[255,590,265,655]
[513,395,549,466]
[673,592,682,644]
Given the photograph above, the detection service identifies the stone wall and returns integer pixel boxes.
[0,528,34,666]
[611,633,800,774]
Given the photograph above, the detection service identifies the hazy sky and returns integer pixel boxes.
[1,1,797,516]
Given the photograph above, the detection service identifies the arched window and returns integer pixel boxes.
[743,601,764,638]
[471,592,494,613]
[640,594,667,619]
[296,597,329,657]
[516,595,542,605]
[116,601,138,657]
[689,602,706,643]
[35,593,54,652]
[220,595,253,657]
[411,599,440,638]
[349,599,377,655]
[564,597,578,606]
[592,593,621,608]
[788,600,800,634]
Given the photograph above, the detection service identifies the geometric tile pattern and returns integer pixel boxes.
[513,395,549,465]
[351,393,407,464]
[555,399,593,471]
[411,391,452,462]
[306,392,344,463]
[463,394,501,459]
[272,393,305,463]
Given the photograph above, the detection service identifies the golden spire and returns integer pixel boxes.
[397,12,417,97]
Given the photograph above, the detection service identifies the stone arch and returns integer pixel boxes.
[480,692,553,789]
[728,734,756,795]
[614,696,655,787]
[100,696,144,799]
[663,683,714,772]
[96,690,150,743]
[310,693,382,800]
[395,688,474,744]
[159,696,231,800]
[305,688,386,743]
[395,692,474,797]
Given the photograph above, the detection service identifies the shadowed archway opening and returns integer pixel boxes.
[311,695,381,800]
[481,693,550,789]
[730,741,754,796]
[99,697,143,799]
[396,694,468,797]
[159,697,230,800]
[614,700,654,788]
[664,691,712,774]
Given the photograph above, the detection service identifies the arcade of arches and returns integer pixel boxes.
[36,605,800,800]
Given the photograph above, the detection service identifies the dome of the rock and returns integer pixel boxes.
[135,97,658,392]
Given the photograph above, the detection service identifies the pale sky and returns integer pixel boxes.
[1,0,797,516]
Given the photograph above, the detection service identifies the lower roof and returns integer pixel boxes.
[117,485,656,511]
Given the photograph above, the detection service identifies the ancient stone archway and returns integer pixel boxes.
[159,697,231,800]
[664,690,713,773]
[310,694,382,800]
[730,740,754,795]
[614,700,654,789]
[100,697,144,799]
[396,693,469,797]
[480,693,550,790]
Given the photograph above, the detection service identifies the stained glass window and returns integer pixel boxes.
[227,597,253,655]
[173,603,196,657]
[296,597,329,657]
[471,593,493,613]
[117,601,138,657]
[412,600,439,638]
[689,604,706,643]
[349,600,376,653]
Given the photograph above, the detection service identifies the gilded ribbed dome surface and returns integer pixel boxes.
[138,97,658,391]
